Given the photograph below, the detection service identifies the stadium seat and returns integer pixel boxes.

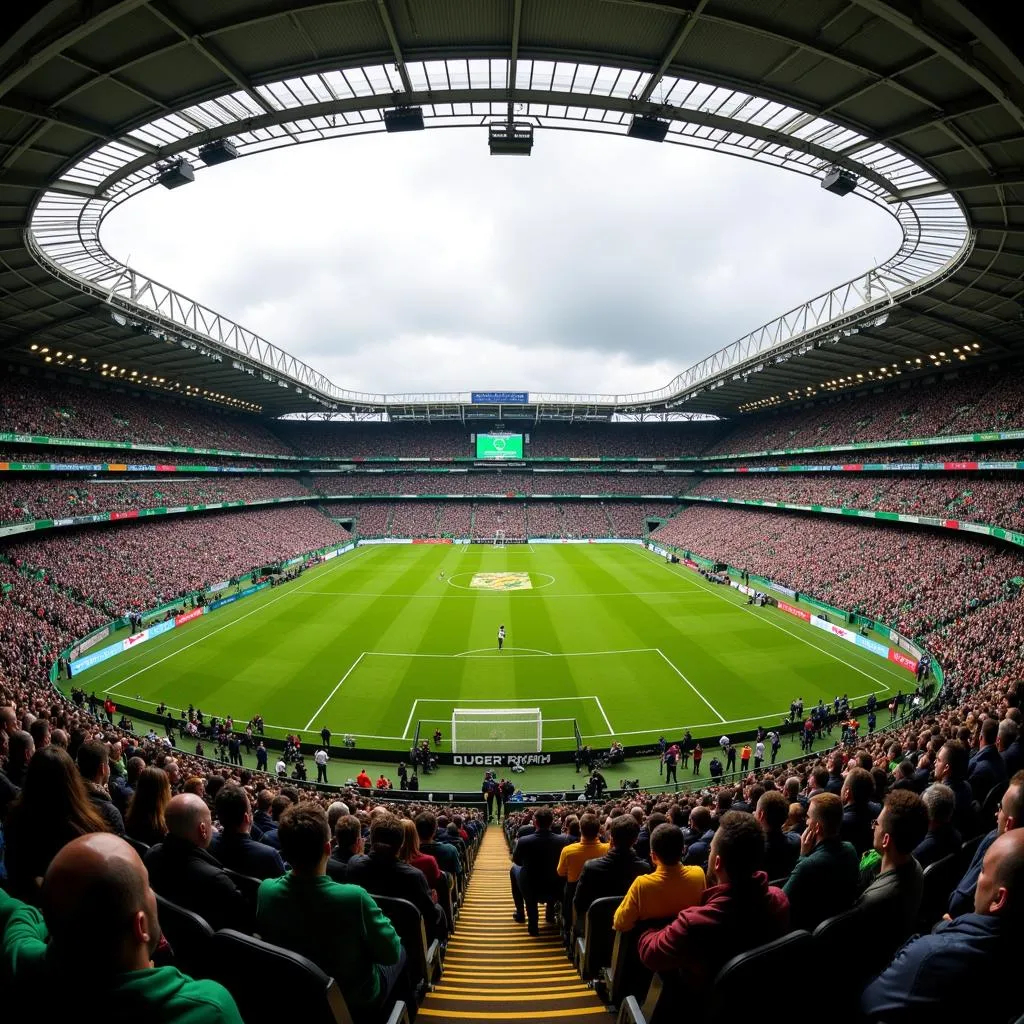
[208,928,410,1024]
[560,880,578,948]
[155,894,213,979]
[224,867,262,917]
[575,895,619,980]
[918,852,963,930]
[123,836,151,859]
[813,908,876,999]
[371,895,442,996]
[708,930,813,1014]
[982,780,1009,821]
[596,918,673,1006]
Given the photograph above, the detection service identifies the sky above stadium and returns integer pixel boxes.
[103,130,901,399]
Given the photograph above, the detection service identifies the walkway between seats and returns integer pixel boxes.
[419,826,610,1021]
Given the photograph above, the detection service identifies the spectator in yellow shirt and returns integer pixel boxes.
[613,823,705,931]
[557,813,610,884]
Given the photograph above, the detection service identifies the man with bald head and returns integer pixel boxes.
[0,705,17,738]
[0,833,242,1021]
[862,829,1024,1023]
[2,730,33,790]
[144,793,247,932]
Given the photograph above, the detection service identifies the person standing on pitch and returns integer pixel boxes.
[498,624,506,651]
[314,746,329,785]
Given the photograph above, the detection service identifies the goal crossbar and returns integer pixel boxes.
[451,706,542,753]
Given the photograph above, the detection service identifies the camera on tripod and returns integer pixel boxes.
[619,777,641,793]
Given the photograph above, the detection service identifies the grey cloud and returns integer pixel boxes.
[102,128,900,394]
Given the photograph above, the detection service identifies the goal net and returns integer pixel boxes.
[451,707,542,753]
[495,529,505,548]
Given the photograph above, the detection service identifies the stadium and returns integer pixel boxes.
[0,2,1022,1023]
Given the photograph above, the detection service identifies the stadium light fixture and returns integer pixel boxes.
[198,140,238,165]
[383,107,425,132]
[156,158,195,189]
[821,166,857,196]
[627,115,670,142]
[488,122,534,155]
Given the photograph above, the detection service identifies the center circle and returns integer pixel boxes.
[446,571,555,592]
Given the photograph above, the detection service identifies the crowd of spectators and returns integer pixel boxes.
[0,375,291,453]
[652,505,1021,638]
[707,364,1024,455]
[704,446,1024,468]
[316,471,684,497]
[0,476,311,525]
[4,506,350,615]
[686,473,1024,530]
[0,446,301,469]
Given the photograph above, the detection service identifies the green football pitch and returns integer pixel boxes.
[69,542,911,764]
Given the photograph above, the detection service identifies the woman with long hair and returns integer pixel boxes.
[124,766,171,847]
[399,816,442,893]
[4,745,110,901]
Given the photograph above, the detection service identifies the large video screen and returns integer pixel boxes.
[475,433,524,460]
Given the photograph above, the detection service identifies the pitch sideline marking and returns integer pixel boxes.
[655,648,727,723]
[103,546,371,698]
[402,698,420,740]
[631,545,895,693]
[304,653,367,731]
[593,696,614,733]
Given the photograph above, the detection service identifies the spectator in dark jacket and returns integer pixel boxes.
[682,807,714,869]
[144,794,248,932]
[326,814,363,882]
[756,791,800,883]
[345,812,446,942]
[840,767,881,856]
[934,740,977,837]
[573,814,651,929]
[416,812,462,881]
[862,829,1024,1024]
[783,793,859,930]
[209,785,285,880]
[998,719,1022,778]
[913,783,962,869]
[510,808,570,935]
[76,740,125,835]
[968,717,1006,802]
[637,812,789,995]
[948,770,1022,917]
[855,790,928,975]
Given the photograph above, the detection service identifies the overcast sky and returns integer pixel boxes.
[102,129,900,399]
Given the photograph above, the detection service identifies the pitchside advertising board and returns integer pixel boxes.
[474,433,524,460]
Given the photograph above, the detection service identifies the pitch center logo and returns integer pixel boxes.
[492,436,507,451]
[469,572,533,591]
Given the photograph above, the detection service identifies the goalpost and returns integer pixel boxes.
[495,529,505,548]
[451,707,542,753]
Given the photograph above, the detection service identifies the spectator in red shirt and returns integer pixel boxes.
[638,811,789,995]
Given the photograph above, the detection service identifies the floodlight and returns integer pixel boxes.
[627,115,669,142]
[489,123,534,155]
[157,159,194,189]
[198,140,238,165]
[383,107,425,132]
[821,166,857,196]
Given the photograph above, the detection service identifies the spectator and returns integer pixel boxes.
[783,792,860,930]
[256,803,405,1016]
[862,829,1024,1024]
[209,785,285,880]
[399,818,442,892]
[557,812,609,884]
[756,790,800,883]
[948,770,1023,917]
[0,833,242,1022]
[968,716,1006,802]
[840,767,882,856]
[613,822,705,931]
[999,719,1022,778]
[345,812,445,943]
[855,790,929,949]
[573,814,651,928]
[933,740,977,838]
[913,784,962,869]
[124,766,171,848]
[144,793,247,932]
[76,739,125,835]
[510,807,569,936]
[327,813,364,882]
[4,746,110,900]
[416,811,462,882]
[637,812,789,993]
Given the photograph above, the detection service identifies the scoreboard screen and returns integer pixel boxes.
[475,433,524,459]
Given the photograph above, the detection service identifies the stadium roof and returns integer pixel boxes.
[1,1,1022,420]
